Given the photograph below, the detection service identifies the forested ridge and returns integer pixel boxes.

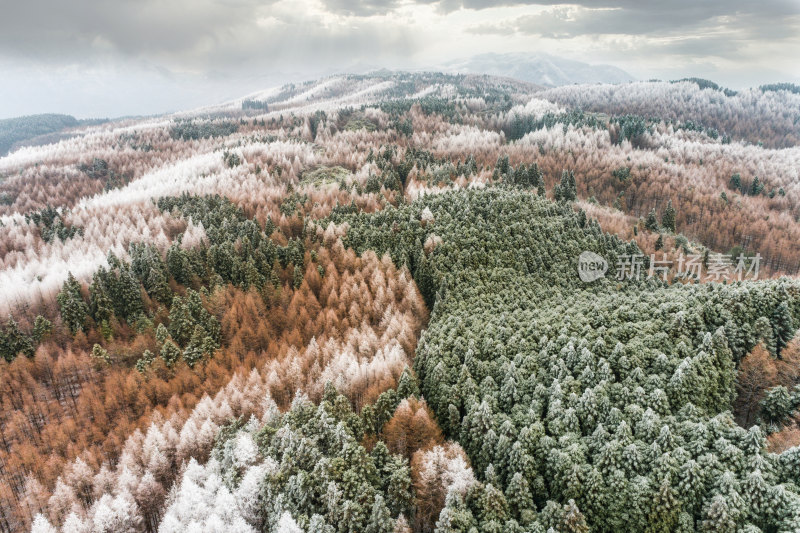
[0,72,798,532]
[334,188,800,531]
[0,115,109,158]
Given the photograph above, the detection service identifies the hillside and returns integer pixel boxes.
[0,114,112,158]
[0,71,799,532]
[443,52,635,86]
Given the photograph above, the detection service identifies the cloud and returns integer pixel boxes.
[322,0,440,16]
[0,0,417,71]
[448,0,799,19]
[466,1,800,63]
[0,0,262,59]
[467,1,800,37]
[1,0,796,67]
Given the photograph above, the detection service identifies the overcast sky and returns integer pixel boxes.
[1,0,798,119]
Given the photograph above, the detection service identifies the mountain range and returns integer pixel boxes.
[442,52,635,86]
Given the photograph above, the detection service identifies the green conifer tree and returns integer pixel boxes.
[661,200,676,232]
[57,273,88,333]
[771,301,795,358]
[645,209,660,231]
[160,339,181,367]
[364,495,393,533]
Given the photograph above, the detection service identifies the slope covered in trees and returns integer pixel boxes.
[0,115,79,157]
[538,81,800,148]
[0,71,799,532]
[333,188,800,531]
[0,204,428,531]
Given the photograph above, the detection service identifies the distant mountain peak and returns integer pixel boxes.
[442,52,635,87]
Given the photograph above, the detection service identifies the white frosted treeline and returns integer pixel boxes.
[538,81,800,147]
[510,97,566,120]
[0,118,172,170]
[433,126,503,156]
[32,371,269,533]
[0,77,397,171]
[416,443,476,498]
[157,456,264,533]
[0,202,182,315]
[29,368,277,532]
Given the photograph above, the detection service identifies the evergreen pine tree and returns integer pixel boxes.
[506,472,535,524]
[645,209,660,231]
[0,316,34,361]
[729,173,742,192]
[57,273,88,333]
[382,456,412,517]
[118,267,144,320]
[166,244,191,284]
[91,343,110,364]
[561,500,590,533]
[32,315,52,343]
[771,301,795,358]
[648,477,679,533]
[396,368,419,399]
[146,267,172,306]
[160,340,181,367]
[700,495,736,533]
[661,200,676,232]
[183,325,208,367]
[554,170,577,202]
[364,495,393,533]
[480,483,510,525]
[760,386,793,426]
[755,316,777,355]
[496,155,510,180]
[135,350,155,373]
[750,176,764,196]
[89,275,113,324]
[155,323,169,344]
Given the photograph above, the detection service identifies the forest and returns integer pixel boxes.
[0,115,108,158]
[0,72,799,532]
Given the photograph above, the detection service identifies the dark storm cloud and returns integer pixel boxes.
[446,0,800,20]
[0,0,274,64]
[465,0,800,62]
[466,0,800,37]
[0,0,424,75]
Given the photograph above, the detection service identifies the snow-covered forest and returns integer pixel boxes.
[1,72,800,532]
